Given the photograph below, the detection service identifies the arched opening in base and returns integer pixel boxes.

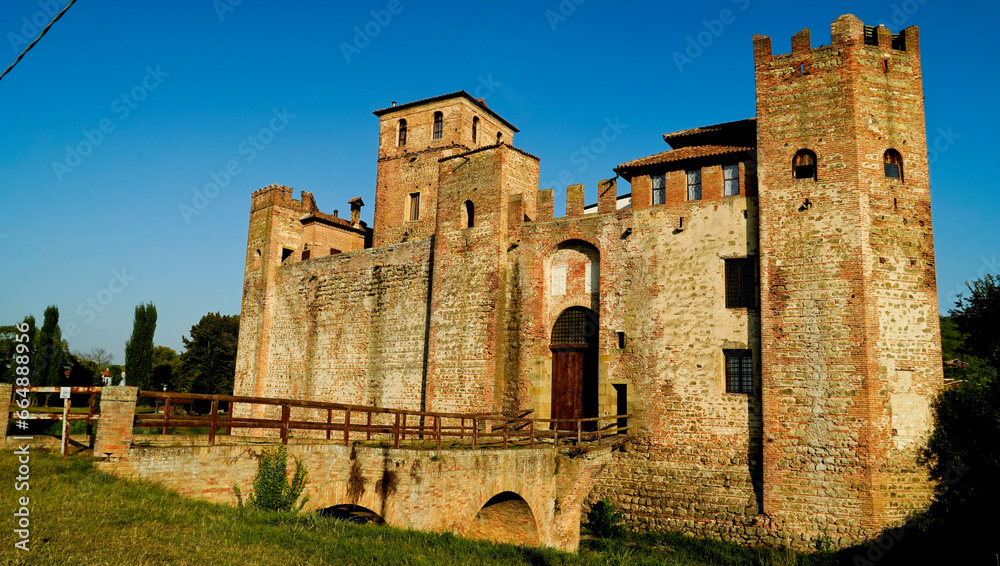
[466,491,540,547]
[319,504,386,525]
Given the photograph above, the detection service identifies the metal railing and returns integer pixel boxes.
[135,391,630,449]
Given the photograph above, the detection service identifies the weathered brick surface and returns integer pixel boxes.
[233,17,942,550]
[93,386,138,461]
[105,441,611,551]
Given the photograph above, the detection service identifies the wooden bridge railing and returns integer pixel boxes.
[134,391,631,449]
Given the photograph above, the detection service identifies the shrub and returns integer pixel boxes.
[234,444,310,513]
[43,420,89,435]
[584,498,625,538]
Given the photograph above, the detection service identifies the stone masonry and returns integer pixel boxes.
[232,16,943,550]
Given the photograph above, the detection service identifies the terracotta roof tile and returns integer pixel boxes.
[616,145,754,172]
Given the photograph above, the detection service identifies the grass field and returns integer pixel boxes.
[0,449,841,566]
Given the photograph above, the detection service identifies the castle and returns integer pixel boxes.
[233,15,943,548]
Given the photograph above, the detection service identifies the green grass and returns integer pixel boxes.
[0,449,836,566]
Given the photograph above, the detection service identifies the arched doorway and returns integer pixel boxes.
[550,307,599,431]
[465,491,540,546]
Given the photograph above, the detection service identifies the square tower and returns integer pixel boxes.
[372,91,518,246]
[754,15,942,540]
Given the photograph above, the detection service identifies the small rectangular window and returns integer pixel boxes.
[651,174,665,205]
[884,163,901,179]
[724,349,754,394]
[617,331,626,349]
[723,164,739,196]
[408,193,420,221]
[281,247,293,264]
[725,256,758,308]
[301,249,311,261]
[686,169,702,200]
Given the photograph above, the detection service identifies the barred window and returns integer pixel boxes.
[725,256,758,308]
[686,169,701,200]
[723,163,739,196]
[432,112,443,140]
[652,174,665,205]
[724,349,753,394]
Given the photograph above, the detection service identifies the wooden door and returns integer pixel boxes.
[550,345,586,430]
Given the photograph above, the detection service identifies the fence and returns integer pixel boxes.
[7,386,103,455]
[134,391,630,449]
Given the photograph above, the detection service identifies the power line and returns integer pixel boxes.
[0,0,78,85]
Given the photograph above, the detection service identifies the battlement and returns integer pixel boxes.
[535,179,620,221]
[250,184,318,214]
[753,14,919,63]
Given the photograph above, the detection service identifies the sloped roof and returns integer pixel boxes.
[615,145,753,179]
[373,91,519,133]
[662,118,756,149]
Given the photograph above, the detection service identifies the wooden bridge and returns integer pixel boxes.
[2,385,630,551]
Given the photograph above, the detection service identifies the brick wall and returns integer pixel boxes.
[93,386,138,461]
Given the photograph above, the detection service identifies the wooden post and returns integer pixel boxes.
[86,393,96,437]
[502,420,508,449]
[344,409,351,446]
[530,420,535,448]
[226,401,234,435]
[280,404,290,445]
[326,409,333,440]
[401,413,407,441]
[163,398,171,434]
[366,410,372,441]
[61,398,71,457]
[435,416,441,450]
[554,424,559,447]
[460,418,465,441]
[472,418,478,449]
[597,417,602,444]
[393,413,400,448]
[209,399,218,446]
[577,420,582,444]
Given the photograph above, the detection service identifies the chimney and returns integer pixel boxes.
[348,197,365,225]
[391,100,397,107]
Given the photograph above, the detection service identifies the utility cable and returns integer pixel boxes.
[0,0,78,85]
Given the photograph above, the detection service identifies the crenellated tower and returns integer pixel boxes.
[754,14,942,539]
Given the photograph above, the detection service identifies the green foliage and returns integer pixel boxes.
[43,419,90,435]
[235,444,310,514]
[36,306,64,390]
[952,273,1000,372]
[151,345,181,391]
[179,312,239,395]
[0,315,34,383]
[583,498,626,539]
[125,302,158,392]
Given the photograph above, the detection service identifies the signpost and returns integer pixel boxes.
[60,387,71,456]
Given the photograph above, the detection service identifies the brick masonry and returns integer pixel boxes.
[232,15,942,550]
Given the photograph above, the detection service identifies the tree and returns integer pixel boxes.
[178,313,239,395]
[952,273,1000,373]
[0,315,34,383]
[35,306,66,404]
[75,347,113,369]
[125,303,157,391]
[151,346,181,392]
[915,272,1000,562]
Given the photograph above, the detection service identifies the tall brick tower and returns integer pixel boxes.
[754,15,942,539]
[371,92,518,246]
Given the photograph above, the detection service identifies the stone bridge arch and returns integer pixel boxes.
[305,476,412,530]
[457,473,550,546]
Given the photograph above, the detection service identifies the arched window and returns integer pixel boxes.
[793,149,817,180]
[464,200,475,228]
[397,119,407,146]
[472,116,479,143]
[432,112,443,140]
[496,131,503,144]
[884,149,903,181]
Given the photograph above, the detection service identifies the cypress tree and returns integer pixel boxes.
[125,303,157,392]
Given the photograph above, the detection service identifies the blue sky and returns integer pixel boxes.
[1,0,996,364]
